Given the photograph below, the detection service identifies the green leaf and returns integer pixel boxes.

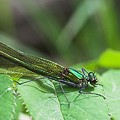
[74,49,120,71]
[13,95,23,120]
[0,75,15,120]
[56,85,109,120]
[98,49,120,68]
[17,77,109,120]
[100,70,120,120]
[17,78,64,120]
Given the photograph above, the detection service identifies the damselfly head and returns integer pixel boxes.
[88,72,98,86]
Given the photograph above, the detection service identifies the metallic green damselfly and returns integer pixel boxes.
[0,42,105,104]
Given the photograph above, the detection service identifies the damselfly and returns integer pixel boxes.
[0,42,105,105]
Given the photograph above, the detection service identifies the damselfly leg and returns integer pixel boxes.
[74,86,106,102]
[82,68,88,75]
[59,82,70,107]
[15,77,45,85]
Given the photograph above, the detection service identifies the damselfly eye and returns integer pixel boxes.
[88,72,97,85]
[91,79,97,84]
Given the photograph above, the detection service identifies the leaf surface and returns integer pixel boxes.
[17,77,109,120]
[0,75,14,120]
[99,49,120,68]
[17,79,64,120]
[100,70,120,120]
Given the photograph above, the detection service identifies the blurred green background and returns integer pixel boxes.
[0,0,120,67]
[0,0,120,119]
